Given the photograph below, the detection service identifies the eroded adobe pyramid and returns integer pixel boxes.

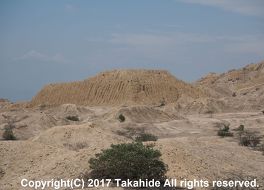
[30,70,204,106]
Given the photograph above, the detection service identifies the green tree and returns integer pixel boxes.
[89,142,167,181]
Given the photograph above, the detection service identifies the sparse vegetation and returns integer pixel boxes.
[116,127,158,142]
[217,124,233,137]
[233,126,264,153]
[3,126,16,140]
[135,133,158,142]
[66,115,79,121]
[116,127,144,140]
[262,110,264,114]
[63,142,87,151]
[0,168,5,179]
[118,114,125,122]
[260,144,264,155]
[239,132,261,148]
[158,99,166,107]
[206,110,214,118]
[239,136,251,146]
[115,128,135,140]
[2,121,16,140]
[88,142,167,181]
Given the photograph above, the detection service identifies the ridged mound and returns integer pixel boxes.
[194,61,264,112]
[30,70,204,106]
[117,106,183,123]
[196,61,264,97]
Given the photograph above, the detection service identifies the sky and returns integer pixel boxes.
[0,0,264,102]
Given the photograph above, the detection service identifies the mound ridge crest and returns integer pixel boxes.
[30,69,204,106]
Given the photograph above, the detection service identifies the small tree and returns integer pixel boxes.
[89,142,167,181]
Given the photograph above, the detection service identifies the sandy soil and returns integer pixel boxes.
[1,105,264,190]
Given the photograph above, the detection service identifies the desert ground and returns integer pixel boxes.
[1,61,264,190]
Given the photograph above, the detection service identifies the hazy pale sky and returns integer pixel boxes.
[0,0,264,101]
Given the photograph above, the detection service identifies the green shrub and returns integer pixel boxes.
[118,114,125,122]
[222,125,230,132]
[3,127,16,140]
[66,115,79,121]
[89,142,167,181]
[217,125,233,137]
[135,133,158,142]
[217,130,233,137]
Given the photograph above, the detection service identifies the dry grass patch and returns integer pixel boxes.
[63,141,88,151]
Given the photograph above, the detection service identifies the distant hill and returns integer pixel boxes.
[195,61,264,111]
[30,70,204,107]
[196,61,264,98]
[29,62,264,112]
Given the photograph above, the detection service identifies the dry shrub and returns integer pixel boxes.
[116,127,144,140]
[2,122,16,140]
[233,125,244,132]
[260,144,264,155]
[66,115,79,121]
[135,133,158,142]
[118,114,125,122]
[239,131,261,148]
[63,142,88,151]
[0,168,4,179]
[217,124,233,137]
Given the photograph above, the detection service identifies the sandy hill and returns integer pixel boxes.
[195,61,264,111]
[197,61,264,98]
[2,67,264,189]
[30,70,204,107]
